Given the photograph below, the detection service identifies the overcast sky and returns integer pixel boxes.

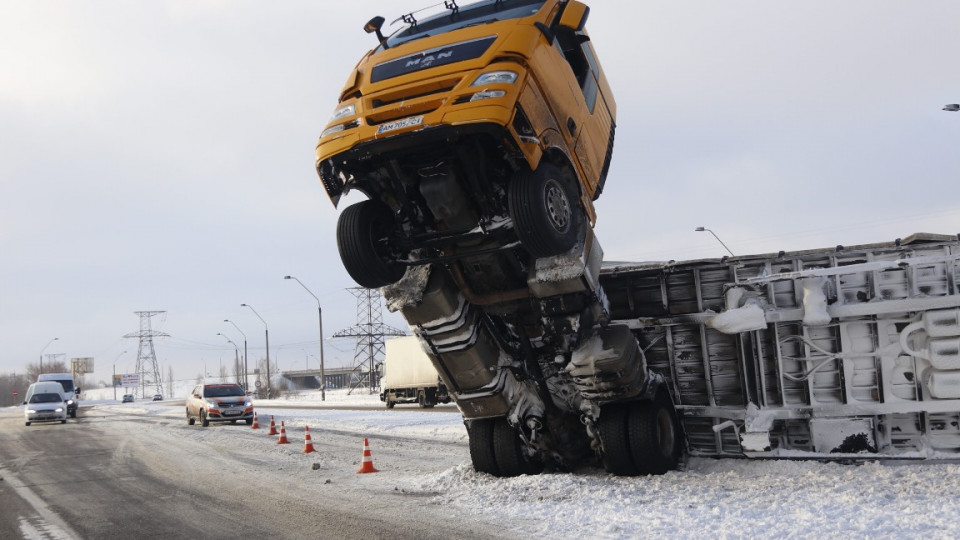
[2,1,958,386]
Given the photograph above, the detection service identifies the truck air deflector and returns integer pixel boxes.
[371,36,498,83]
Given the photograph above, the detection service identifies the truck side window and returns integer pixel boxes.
[554,28,598,113]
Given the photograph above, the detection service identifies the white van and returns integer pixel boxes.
[23,381,68,426]
[37,373,80,418]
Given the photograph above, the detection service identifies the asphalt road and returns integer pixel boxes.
[0,405,511,540]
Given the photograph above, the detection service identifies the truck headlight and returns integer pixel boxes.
[321,119,361,138]
[471,70,517,86]
[330,103,356,121]
[470,90,506,102]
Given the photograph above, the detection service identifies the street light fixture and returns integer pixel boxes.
[695,226,736,257]
[40,337,59,375]
[943,104,959,112]
[284,275,326,401]
[241,304,270,397]
[224,319,249,391]
[217,333,241,385]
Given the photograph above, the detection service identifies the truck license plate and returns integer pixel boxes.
[377,115,423,134]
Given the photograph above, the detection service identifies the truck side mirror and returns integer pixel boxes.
[364,16,387,46]
[558,1,589,32]
[76,387,81,394]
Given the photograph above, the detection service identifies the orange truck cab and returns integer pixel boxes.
[316,0,616,295]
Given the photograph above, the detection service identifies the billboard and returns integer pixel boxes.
[118,373,140,386]
[72,357,94,374]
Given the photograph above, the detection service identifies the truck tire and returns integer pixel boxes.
[509,162,583,258]
[492,418,542,477]
[336,200,405,288]
[385,399,395,409]
[628,391,682,475]
[598,403,639,476]
[70,408,77,419]
[419,390,436,409]
[467,418,500,476]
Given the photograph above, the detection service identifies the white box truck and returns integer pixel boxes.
[37,373,80,418]
[381,336,451,408]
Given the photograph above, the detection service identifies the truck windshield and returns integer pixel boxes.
[384,0,546,49]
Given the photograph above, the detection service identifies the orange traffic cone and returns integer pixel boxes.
[356,437,379,473]
[268,415,278,436]
[277,421,290,444]
[303,425,316,454]
[251,412,260,429]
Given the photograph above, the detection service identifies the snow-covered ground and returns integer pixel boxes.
[76,386,960,538]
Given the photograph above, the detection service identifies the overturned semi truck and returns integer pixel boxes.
[601,232,960,462]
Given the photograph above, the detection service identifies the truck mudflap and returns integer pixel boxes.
[602,233,960,460]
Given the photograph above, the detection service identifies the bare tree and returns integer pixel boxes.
[0,372,31,407]
[25,361,68,382]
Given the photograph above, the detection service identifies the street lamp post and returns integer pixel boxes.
[695,226,736,257]
[224,319,249,391]
[113,350,127,401]
[241,304,270,397]
[40,337,59,375]
[284,275,326,401]
[217,333,241,385]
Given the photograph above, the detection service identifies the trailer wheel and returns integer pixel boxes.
[493,418,543,477]
[627,391,682,475]
[509,163,583,257]
[336,200,405,288]
[598,403,639,476]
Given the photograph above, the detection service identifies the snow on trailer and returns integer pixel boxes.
[601,233,960,459]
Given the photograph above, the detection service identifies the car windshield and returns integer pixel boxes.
[383,0,545,49]
[205,385,244,398]
[30,393,61,404]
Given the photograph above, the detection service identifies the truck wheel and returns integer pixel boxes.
[385,399,395,409]
[467,418,500,476]
[628,391,682,475]
[61,419,67,424]
[245,417,254,426]
[70,408,77,419]
[418,391,426,408]
[492,418,542,477]
[187,409,195,426]
[336,200,405,288]
[200,410,210,427]
[509,163,583,257]
[598,403,639,476]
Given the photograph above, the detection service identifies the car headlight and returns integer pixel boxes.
[330,103,356,121]
[244,400,252,407]
[206,401,219,409]
[27,409,36,414]
[55,407,64,413]
[471,70,517,86]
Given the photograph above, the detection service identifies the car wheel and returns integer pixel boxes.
[245,417,254,426]
[186,408,195,426]
[25,421,31,426]
[230,420,237,425]
[200,410,209,427]
[61,419,67,424]
[336,200,405,288]
[509,162,584,257]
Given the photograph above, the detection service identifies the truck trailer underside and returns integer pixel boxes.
[602,233,960,460]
